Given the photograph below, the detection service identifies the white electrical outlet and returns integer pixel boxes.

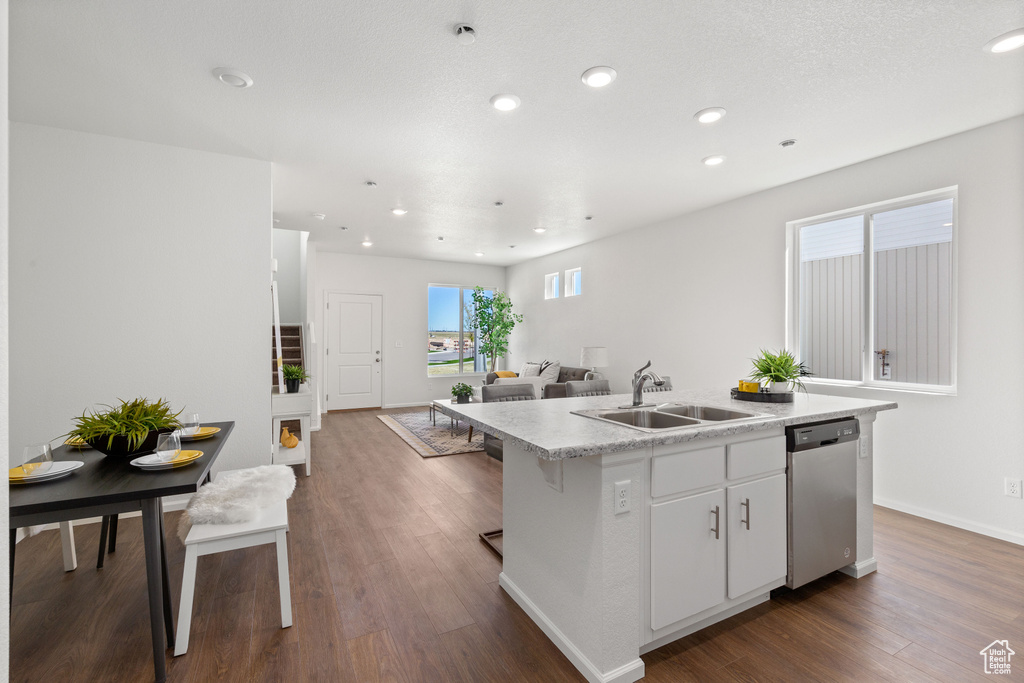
[614,480,630,515]
[1006,478,1022,498]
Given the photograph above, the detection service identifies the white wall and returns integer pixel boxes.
[508,116,1024,545]
[1,0,11,667]
[10,124,273,473]
[272,227,303,323]
[312,251,506,407]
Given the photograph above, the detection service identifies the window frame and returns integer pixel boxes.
[565,267,582,297]
[426,283,496,378]
[544,273,560,299]
[786,186,958,395]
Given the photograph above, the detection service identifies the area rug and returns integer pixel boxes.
[378,410,484,457]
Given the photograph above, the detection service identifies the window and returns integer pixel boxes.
[788,188,956,392]
[544,273,560,299]
[565,267,582,297]
[427,285,493,376]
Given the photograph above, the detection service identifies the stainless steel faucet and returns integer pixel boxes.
[629,360,665,407]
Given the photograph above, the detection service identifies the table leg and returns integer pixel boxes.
[10,528,16,608]
[141,498,167,682]
[159,507,175,648]
[60,521,77,572]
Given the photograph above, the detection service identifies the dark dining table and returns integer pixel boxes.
[9,421,234,683]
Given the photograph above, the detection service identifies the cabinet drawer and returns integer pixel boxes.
[727,436,786,480]
[651,445,725,498]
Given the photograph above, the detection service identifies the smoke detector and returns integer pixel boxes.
[455,24,476,45]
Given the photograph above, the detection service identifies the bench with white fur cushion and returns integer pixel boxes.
[174,467,294,657]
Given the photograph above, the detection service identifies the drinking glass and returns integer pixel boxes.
[183,412,201,437]
[155,432,182,462]
[21,443,54,475]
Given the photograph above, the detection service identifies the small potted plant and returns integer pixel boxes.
[281,364,309,393]
[69,397,182,458]
[451,382,473,404]
[749,348,811,393]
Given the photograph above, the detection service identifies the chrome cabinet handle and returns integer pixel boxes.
[711,505,720,540]
[741,498,750,530]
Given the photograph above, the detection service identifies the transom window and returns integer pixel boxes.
[788,188,957,393]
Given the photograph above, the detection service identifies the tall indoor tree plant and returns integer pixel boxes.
[466,286,523,373]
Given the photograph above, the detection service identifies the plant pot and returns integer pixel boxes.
[455,394,470,404]
[285,378,300,393]
[87,427,175,458]
[766,381,791,394]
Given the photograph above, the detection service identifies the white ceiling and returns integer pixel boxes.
[10,1,1024,266]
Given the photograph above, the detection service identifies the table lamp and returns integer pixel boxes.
[580,346,608,381]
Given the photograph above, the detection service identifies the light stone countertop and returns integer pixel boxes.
[436,388,897,460]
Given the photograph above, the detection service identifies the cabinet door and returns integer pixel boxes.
[727,474,787,599]
[650,489,726,630]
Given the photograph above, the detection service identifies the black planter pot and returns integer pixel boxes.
[285,378,300,393]
[87,427,176,458]
[455,394,470,404]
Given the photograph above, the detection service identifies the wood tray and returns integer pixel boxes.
[731,387,795,403]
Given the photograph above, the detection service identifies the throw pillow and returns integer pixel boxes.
[519,362,542,377]
[539,360,561,385]
[495,370,517,378]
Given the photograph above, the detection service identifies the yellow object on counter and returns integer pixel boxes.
[738,380,761,393]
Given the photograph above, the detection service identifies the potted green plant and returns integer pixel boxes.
[451,382,473,404]
[281,364,309,393]
[749,348,812,393]
[69,397,182,457]
[466,286,524,373]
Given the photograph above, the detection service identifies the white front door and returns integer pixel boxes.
[325,292,382,410]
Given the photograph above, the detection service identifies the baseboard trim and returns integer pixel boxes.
[839,558,877,578]
[874,498,1024,546]
[498,572,645,683]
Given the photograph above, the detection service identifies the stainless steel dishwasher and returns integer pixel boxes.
[786,417,860,589]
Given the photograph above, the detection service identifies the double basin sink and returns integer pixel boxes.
[571,403,764,433]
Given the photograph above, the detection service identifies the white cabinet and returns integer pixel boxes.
[726,474,787,599]
[648,433,787,633]
[650,488,726,630]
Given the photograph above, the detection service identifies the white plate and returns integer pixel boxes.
[130,450,203,470]
[9,460,84,484]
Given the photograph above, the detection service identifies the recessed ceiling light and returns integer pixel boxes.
[694,107,726,124]
[509,245,516,249]
[312,213,326,220]
[581,66,617,88]
[779,139,797,148]
[361,240,373,247]
[585,216,593,221]
[494,201,504,207]
[474,251,485,256]
[392,208,407,216]
[702,155,726,166]
[454,24,476,45]
[338,226,349,231]
[437,236,444,241]
[364,181,378,188]
[490,94,521,111]
[212,67,253,89]
[984,28,1024,53]
[533,227,546,233]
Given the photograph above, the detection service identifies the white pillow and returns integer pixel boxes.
[539,360,561,385]
[519,362,542,377]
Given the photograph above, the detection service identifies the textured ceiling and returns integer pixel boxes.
[10,1,1024,265]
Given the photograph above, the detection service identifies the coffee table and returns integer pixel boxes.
[430,397,477,440]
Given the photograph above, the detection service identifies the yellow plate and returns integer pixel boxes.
[64,436,91,449]
[9,462,48,479]
[130,449,204,469]
[165,449,204,465]
[181,426,220,441]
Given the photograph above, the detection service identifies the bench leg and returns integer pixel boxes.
[276,529,292,628]
[174,544,198,656]
[60,521,77,572]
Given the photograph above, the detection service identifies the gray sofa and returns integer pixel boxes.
[485,365,590,399]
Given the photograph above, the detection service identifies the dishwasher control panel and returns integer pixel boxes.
[786,418,860,452]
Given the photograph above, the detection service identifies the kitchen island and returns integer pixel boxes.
[437,389,896,683]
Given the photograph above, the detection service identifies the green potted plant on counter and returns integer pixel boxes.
[281,364,309,393]
[69,397,182,457]
[451,382,474,404]
[749,348,811,393]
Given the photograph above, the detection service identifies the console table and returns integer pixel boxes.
[272,384,313,476]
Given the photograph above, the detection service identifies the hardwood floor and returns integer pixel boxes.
[10,408,1024,682]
